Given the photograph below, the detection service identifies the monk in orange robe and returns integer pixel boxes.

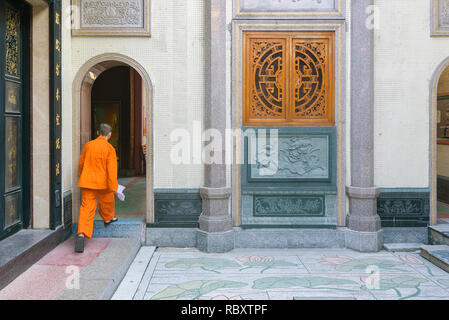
[75,123,119,253]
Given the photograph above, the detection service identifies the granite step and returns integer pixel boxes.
[0,237,142,300]
[0,227,71,291]
[56,237,142,300]
[420,245,449,273]
[383,243,423,252]
[72,220,146,242]
[429,224,449,246]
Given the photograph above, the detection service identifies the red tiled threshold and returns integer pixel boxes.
[0,238,110,300]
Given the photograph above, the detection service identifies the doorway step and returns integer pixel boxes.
[429,224,449,246]
[0,237,142,300]
[71,220,146,243]
[417,225,449,273]
[420,245,449,273]
[383,243,424,252]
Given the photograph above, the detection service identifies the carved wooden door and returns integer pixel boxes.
[0,0,30,240]
[243,31,334,127]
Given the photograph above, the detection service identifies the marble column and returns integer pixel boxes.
[346,0,383,252]
[196,0,234,253]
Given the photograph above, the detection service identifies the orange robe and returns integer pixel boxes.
[77,136,118,238]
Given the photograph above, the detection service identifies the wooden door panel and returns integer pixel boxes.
[243,31,334,127]
[244,35,287,124]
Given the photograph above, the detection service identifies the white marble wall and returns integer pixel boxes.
[374,0,449,188]
[66,0,206,189]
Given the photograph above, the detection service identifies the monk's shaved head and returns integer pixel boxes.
[98,123,112,137]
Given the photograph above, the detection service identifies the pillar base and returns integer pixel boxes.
[346,186,382,232]
[345,228,383,253]
[198,187,232,233]
[196,229,235,253]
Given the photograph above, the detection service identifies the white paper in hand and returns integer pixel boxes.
[116,184,126,201]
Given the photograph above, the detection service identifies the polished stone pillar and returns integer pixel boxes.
[346,0,383,252]
[197,0,234,253]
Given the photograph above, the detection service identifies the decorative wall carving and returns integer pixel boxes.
[249,135,329,180]
[72,0,150,36]
[377,200,422,215]
[377,189,430,227]
[5,117,19,192]
[431,0,449,36]
[155,199,202,216]
[154,190,202,227]
[235,0,345,19]
[254,195,325,217]
[243,32,334,126]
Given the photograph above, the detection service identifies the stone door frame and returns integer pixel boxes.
[72,53,154,224]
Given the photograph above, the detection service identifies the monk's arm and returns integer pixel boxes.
[107,147,119,192]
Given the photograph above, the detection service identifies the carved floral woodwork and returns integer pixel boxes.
[243,31,334,126]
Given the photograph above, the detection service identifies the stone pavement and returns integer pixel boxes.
[0,236,140,300]
[114,247,449,300]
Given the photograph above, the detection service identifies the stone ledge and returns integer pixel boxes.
[345,229,383,253]
[72,220,146,241]
[0,226,72,291]
[56,238,141,300]
[383,227,429,245]
[420,245,449,273]
[383,243,423,252]
[429,225,449,246]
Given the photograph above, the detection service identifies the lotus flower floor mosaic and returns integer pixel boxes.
[116,248,449,300]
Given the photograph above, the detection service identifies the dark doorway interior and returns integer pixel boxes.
[91,66,145,177]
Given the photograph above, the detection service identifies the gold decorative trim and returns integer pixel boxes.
[233,23,345,227]
[5,6,20,78]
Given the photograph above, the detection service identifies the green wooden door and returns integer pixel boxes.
[0,0,30,240]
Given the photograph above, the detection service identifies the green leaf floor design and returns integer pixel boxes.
[252,276,358,292]
[361,276,428,300]
[165,258,241,273]
[150,280,247,300]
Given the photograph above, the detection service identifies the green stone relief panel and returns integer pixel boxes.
[377,188,430,228]
[241,127,338,228]
[152,189,202,228]
[242,192,337,227]
[249,135,329,181]
[253,195,325,217]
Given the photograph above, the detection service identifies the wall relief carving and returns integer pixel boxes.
[432,0,449,36]
[254,195,325,217]
[249,135,329,180]
[72,0,150,36]
[234,0,345,19]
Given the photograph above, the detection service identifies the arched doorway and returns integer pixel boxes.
[431,58,449,226]
[73,54,153,225]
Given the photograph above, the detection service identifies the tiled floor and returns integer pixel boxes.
[438,201,449,219]
[124,248,449,300]
[94,176,146,221]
